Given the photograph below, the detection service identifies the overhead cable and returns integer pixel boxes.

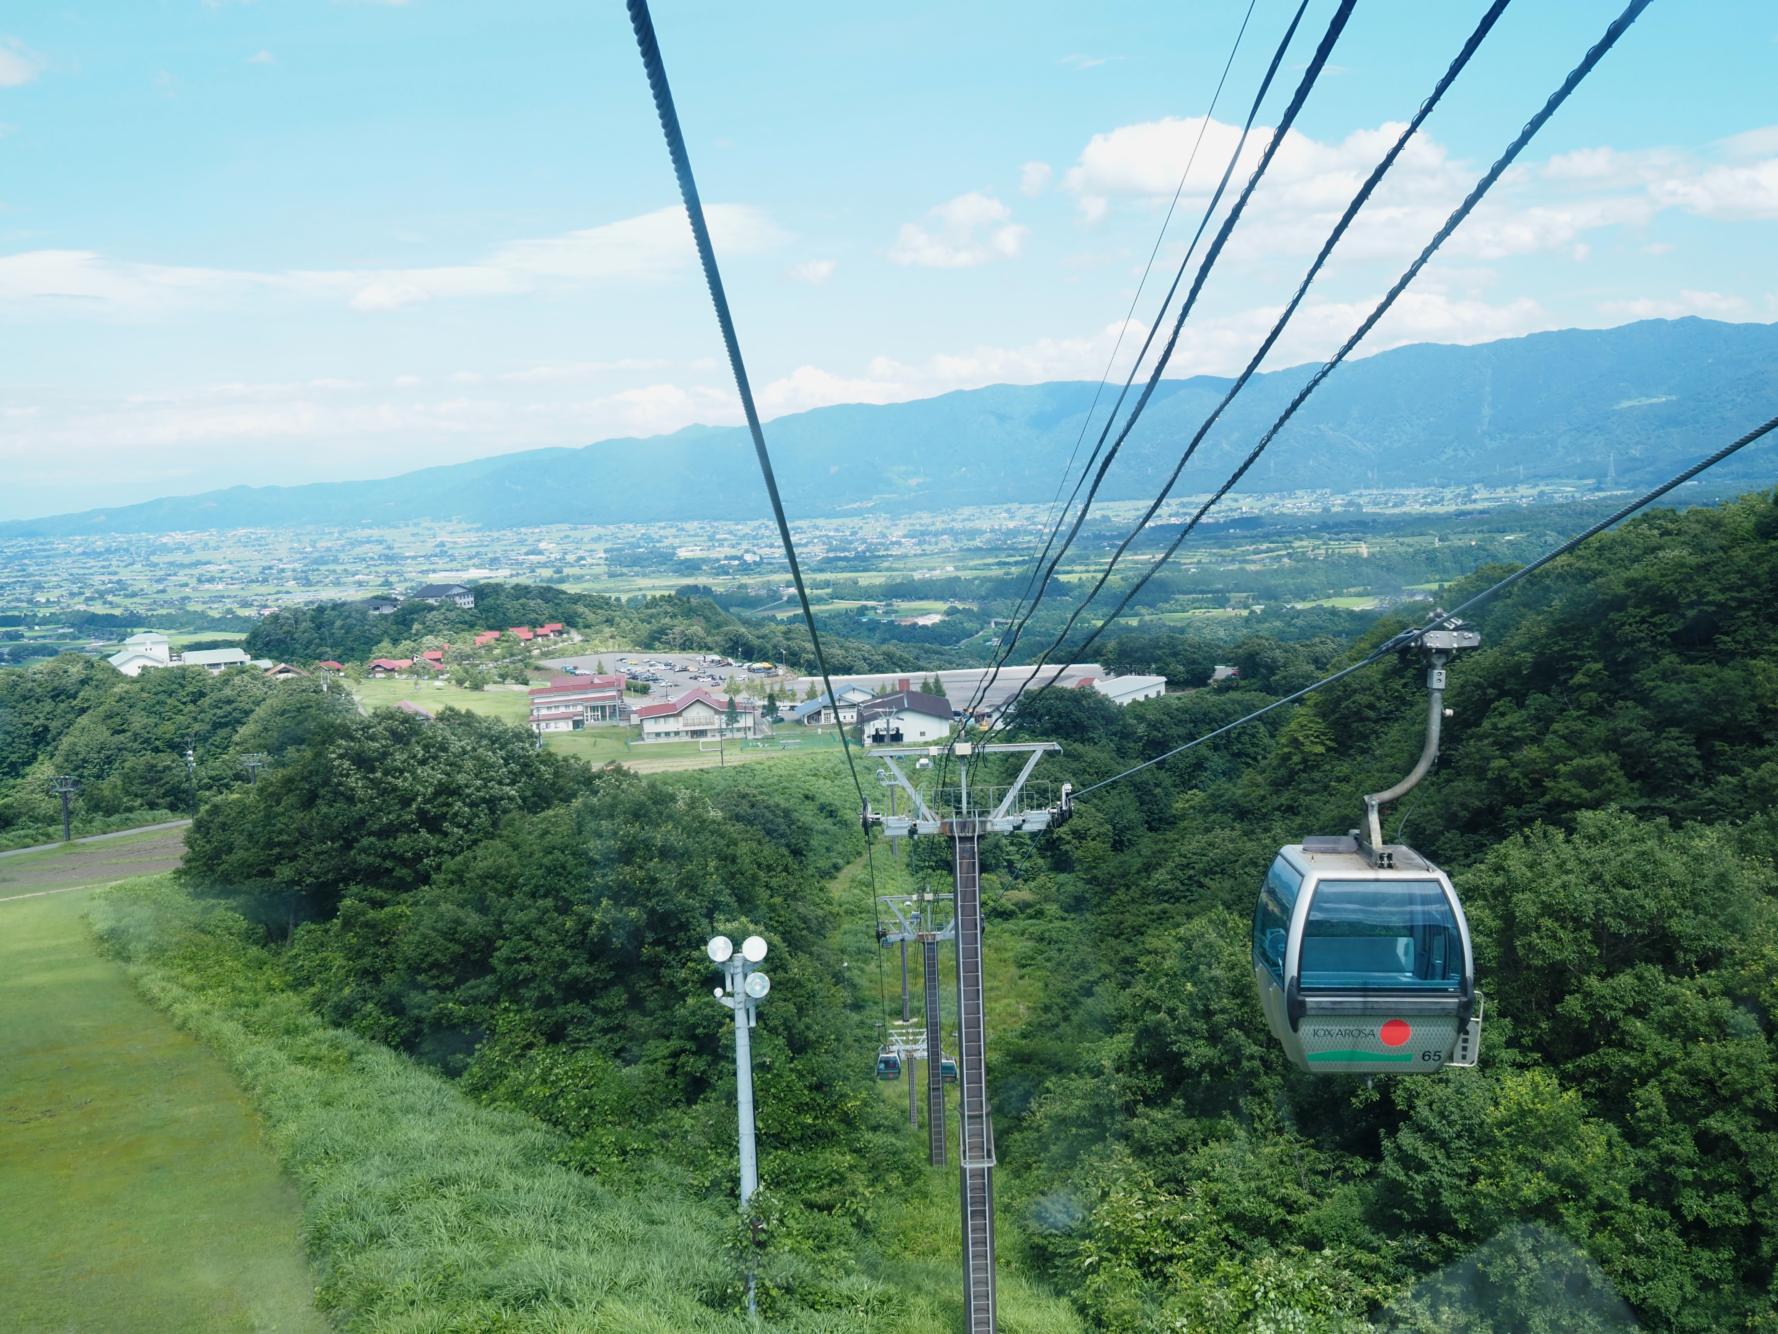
[954,0,1348,746]
[986,0,1261,691]
[626,0,893,1028]
[996,0,1514,711]
[1004,0,1654,722]
[1072,409,1778,799]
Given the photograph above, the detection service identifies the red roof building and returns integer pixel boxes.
[526,673,628,732]
[634,687,758,742]
[317,660,344,672]
[368,657,413,676]
[511,626,535,641]
[473,631,501,648]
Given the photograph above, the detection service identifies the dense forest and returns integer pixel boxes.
[0,660,355,847]
[11,488,1778,1327]
[244,582,946,674]
[976,488,1778,1329]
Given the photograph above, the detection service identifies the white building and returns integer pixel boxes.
[1081,674,1167,706]
[108,632,173,676]
[859,689,954,746]
[412,582,476,609]
[107,633,251,677]
[181,647,254,674]
[790,684,876,726]
[633,687,759,742]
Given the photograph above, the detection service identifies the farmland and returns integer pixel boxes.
[1,480,1705,666]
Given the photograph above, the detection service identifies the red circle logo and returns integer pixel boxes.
[1380,1018,1413,1047]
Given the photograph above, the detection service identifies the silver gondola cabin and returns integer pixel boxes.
[1253,836,1481,1073]
[1252,622,1485,1074]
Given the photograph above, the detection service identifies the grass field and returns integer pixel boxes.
[348,675,850,776]
[1294,594,1382,609]
[348,675,533,723]
[0,836,326,1333]
[548,727,847,773]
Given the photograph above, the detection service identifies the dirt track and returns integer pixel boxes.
[0,829,187,900]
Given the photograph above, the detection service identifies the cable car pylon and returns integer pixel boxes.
[865,741,1069,1334]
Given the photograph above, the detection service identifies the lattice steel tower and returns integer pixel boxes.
[867,742,1069,1334]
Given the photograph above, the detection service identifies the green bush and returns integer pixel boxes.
[85,875,1083,1331]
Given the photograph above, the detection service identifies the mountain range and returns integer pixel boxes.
[6,318,1774,538]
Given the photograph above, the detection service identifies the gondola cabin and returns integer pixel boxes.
[1253,836,1481,1074]
[875,1049,903,1081]
[939,1056,958,1084]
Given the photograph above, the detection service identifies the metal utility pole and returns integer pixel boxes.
[880,889,955,1140]
[183,738,198,816]
[239,752,269,785]
[708,933,773,1320]
[917,900,960,1166]
[48,776,79,843]
[866,741,1068,1334]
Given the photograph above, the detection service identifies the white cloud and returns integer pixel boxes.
[602,382,736,434]
[1715,126,1778,160]
[1598,289,1750,321]
[1649,158,1778,220]
[1020,161,1052,197]
[0,39,41,88]
[1541,145,1681,186]
[786,258,836,285]
[889,192,1028,268]
[496,358,670,384]
[1057,113,1778,273]
[746,289,1562,419]
[247,49,276,65]
[0,203,785,316]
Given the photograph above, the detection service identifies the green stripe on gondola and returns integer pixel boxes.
[1307,1049,1416,1063]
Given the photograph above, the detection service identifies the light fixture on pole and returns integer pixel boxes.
[708,932,772,1319]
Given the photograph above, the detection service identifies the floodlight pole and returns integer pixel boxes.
[184,738,198,816]
[48,776,79,843]
[710,935,771,1320]
[864,741,1064,1334]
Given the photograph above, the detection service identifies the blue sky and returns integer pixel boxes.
[2,1,1775,519]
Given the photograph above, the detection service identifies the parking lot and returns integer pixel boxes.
[541,648,778,699]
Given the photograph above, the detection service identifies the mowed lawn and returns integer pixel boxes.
[548,726,848,773]
[348,676,851,775]
[348,675,534,723]
[0,839,325,1333]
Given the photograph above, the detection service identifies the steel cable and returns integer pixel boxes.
[627,0,894,1032]
[959,0,1328,733]
[1072,409,1778,799]
[996,0,1514,716]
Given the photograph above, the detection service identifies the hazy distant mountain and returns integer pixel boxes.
[6,318,1774,538]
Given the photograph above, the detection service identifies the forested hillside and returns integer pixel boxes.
[27,488,1778,1327]
[0,661,354,847]
[244,582,941,674]
[978,488,1778,1329]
